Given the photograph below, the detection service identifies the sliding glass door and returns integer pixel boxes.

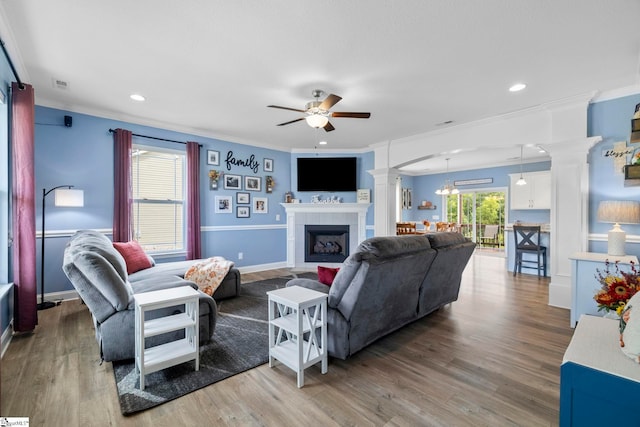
[445,190,506,250]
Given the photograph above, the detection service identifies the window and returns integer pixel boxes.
[131,145,185,252]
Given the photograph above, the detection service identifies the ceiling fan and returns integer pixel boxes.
[268,89,371,132]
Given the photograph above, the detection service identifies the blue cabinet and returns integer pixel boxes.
[560,315,640,426]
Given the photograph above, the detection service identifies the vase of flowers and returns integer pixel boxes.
[209,170,221,190]
[594,261,640,329]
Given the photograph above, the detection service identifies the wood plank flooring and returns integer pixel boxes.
[1,254,573,426]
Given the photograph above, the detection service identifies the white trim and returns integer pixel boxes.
[33,99,293,153]
[36,228,112,238]
[39,289,79,305]
[589,233,640,244]
[591,85,640,103]
[237,261,288,274]
[1,321,13,359]
[201,224,286,232]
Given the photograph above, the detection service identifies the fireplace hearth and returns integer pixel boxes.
[305,225,349,263]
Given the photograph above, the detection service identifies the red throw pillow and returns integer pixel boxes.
[317,266,340,286]
[113,241,153,275]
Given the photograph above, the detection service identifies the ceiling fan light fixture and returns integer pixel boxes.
[305,114,329,128]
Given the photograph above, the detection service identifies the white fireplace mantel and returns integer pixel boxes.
[280,203,371,268]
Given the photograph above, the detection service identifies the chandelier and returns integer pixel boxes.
[435,158,459,195]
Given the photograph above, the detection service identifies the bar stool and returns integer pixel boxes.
[513,225,547,277]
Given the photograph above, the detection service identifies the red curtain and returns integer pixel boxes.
[186,141,201,259]
[11,82,37,332]
[113,129,132,242]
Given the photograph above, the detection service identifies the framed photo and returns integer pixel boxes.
[236,192,250,204]
[224,174,242,190]
[245,176,262,192]
[207,150,220,166]
[236,206,250,218]
[264,158,274,172]
[215,195,232,213]
[253,197,268,214]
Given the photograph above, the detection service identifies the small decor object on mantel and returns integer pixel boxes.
[594,260,640,320]
[357,189,370,203]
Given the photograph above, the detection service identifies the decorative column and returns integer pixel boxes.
[546,137,601,308]
[368,168,400,237]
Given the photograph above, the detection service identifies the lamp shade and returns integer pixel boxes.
[597,201,640,224]
[305,114,329,128]
[54,188,84,207]
[597,200,640,256]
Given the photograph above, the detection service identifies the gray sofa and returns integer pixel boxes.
[286,233,475,359]
[62,230,241,362]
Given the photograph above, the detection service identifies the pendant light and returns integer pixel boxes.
[516,145,527,186]
[435,158,459,195]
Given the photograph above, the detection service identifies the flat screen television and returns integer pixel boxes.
[297,157,357,192]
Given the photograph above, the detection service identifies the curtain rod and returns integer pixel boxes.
[108,128,201,147]
[0,38,25,90]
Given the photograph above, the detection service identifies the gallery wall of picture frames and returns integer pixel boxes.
[209,155,275,216]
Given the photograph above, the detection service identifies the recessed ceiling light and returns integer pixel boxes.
[318,141,327,145]
[130,94,146,102]
[509,83,527,92]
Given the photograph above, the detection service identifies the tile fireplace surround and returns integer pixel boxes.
[280,203,371,269]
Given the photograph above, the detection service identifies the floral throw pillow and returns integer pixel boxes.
[620,291,640,363]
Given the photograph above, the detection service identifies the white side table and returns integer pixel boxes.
[134,286,200,390]
[267,285,328,388]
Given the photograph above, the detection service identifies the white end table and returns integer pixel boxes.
[134,286,200,390]
[267,285,328,388]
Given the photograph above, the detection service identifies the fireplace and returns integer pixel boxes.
[305,225,350,263]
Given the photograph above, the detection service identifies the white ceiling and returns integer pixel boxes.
[1,0,639,174]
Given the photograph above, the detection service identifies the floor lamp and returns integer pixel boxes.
[39,185,84,310]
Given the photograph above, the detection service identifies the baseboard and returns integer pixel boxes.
[40,289,79,305]
[1,321,13,358]
[237,261,288,274]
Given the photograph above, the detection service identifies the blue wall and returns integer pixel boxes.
[35,106,375,294]
[406,161,552,225]
[588,93,640,256]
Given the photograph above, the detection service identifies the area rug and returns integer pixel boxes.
[112,272,317,415]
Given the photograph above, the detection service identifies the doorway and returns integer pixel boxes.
[444,189,506,253]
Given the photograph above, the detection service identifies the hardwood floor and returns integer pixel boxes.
[1,254,573,426]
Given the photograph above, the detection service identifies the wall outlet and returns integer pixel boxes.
[432,215,440,220]
[238,252,243,260]
[276,214,280,221]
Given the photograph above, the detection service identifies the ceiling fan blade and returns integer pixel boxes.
[268,105,306,113]
[323,121,335,132]
[331,112,371,119]
[277,118,305,126]
[319,94,342,110]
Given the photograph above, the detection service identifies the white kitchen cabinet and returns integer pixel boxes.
[509,171,551,209]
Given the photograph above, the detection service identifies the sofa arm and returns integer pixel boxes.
[285,278,330,294]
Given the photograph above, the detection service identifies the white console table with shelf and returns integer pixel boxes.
[134,286,200,390]
[267,285,328,388]
[569,252,638,327]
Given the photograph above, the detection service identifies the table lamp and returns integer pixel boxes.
[597,200,640,256]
